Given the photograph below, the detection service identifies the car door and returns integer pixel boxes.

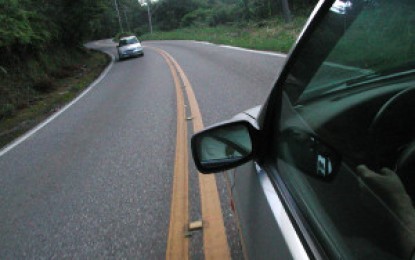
[245,0,415,258]
[192,0,415,258]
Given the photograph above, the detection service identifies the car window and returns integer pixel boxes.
[119,37,139,46]
[119,39,127,46]
[302,0,415,102]
[274,0,415,259]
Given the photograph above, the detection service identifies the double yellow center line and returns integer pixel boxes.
[150,47,231,260]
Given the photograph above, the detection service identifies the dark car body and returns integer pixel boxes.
[191,0,415,259]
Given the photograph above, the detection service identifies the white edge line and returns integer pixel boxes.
[219,45,287,57]
[195,41,367,72]
[324,61,373,73]
[192,41,214,45]
[192,40,287,58]
[0,49,115,158]
[256,163,309,260]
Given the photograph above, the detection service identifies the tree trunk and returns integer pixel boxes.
[242,0,250,20]
[281,0,292,23]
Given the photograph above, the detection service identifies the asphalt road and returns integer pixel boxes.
[0,40,286,258]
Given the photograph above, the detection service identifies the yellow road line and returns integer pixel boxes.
[157,49,189,260]
[150,45,231,259]
[161,50,231,260]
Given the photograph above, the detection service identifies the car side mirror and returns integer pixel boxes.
[191,120,258,174]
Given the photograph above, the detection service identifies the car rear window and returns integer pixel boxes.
[119,37,139,46]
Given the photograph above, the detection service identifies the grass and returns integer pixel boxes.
[140,16,309,53]
[0,48,110,149]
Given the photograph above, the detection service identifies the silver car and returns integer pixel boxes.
[191,0,415,259]
[117,36,144,60]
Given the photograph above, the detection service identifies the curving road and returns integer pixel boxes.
[0,40,286,258]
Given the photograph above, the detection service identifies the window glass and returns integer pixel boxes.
[127,37,139,44]
[276,0,415,259]
[300,0,415,101]
[119,37,138,46]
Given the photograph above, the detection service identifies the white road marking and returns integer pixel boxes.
[324,61,373,73]
[192,41,214,45]
[218,44,287,57]
[0,50,115,158]
[192,41,287,57]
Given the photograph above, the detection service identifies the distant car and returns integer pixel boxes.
[117,36,144,60]
[191,0,415,259]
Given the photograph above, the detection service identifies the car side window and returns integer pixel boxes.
[274,0,415,259]
[119,40,127,47]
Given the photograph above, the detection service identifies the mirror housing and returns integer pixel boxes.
[191,120,259,174]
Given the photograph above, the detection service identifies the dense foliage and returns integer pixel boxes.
[150,0,316,31]
[0,0,116,62]
[0,0,315,126]
[0,0,315,62]
[0,0,119,120]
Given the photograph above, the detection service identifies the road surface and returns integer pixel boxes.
[0,40,286,258]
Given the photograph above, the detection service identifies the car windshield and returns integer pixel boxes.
[288,0,415,103]
[119,37,139,46]
[277,0,415,258]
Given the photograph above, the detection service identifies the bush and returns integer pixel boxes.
[0,103,16,119]
[181,8,213,27]
[51,64,82,80]
[133,26,148,37]
[208,5,239,27]
[32,76,57,93]
[113,32,136,42]
[50,68,73,79]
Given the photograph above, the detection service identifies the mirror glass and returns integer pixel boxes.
[196,124,252,169]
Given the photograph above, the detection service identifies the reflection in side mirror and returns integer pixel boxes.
[278,128,341,179]
[191,122,254,174]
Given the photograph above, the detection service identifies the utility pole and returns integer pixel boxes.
[114,0,124,32]
[137,0,153,34]
[123,8,131,32]
[146,0,153,34]
[281,0,292,23]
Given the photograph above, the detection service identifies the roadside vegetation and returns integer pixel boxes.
[0,0,316,148]
[0,49,110,148]
[138,0,314,52]
[140,15,309,53]
[111,0,314,53]
[0,0,112,147]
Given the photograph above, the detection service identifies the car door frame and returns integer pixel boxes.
[228,0,340,259]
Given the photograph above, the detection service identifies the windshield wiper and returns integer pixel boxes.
[323,68,415,96]
[299,65,415,103]
[346,69,415,86]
